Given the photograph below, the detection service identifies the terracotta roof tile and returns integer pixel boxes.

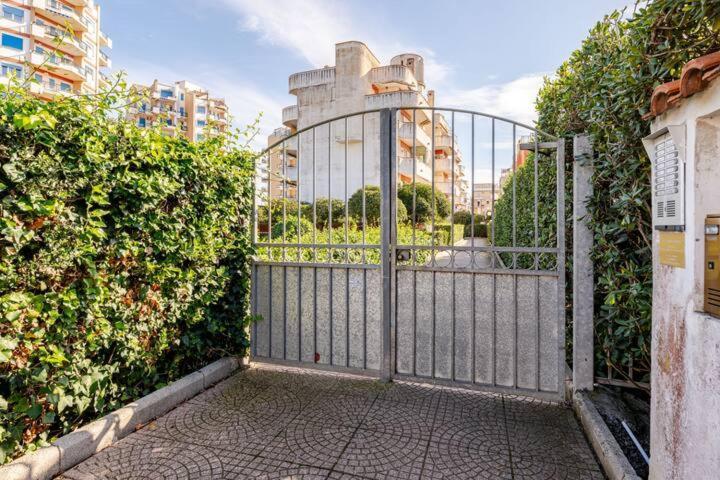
[648,50,720,118]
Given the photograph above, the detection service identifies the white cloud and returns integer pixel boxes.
[217,0,350,67]
[441,74,549,127]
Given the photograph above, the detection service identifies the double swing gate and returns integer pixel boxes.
[251,107,566,400]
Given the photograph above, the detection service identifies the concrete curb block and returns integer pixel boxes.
[0,357,241,480]
[573,391,642,480]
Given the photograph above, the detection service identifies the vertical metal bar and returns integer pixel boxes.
[313,266,317,363]
[345,119,350,360]
[361,114,366,264]
[252,151,258,246]
[282,141,287,262]
[328,122,333,264]
[431,111,436,264]
[470,115,475,263]
[432,270,436,379]
[491,119,496,268]
[345,117,349,264]
[470,115,476,383]
[556,139,567,397]
[267,151,272,261]
[412,109,417,264]
[313,128,317,262]
[380,108,393,381]
[512,125,517,269]
[412,268,417,376]
[363,268,367,370]
[297,132,302,260]
[390,109,398,378]
[450,112,456,380]
[450,112,456,249]
[534,134,539,270]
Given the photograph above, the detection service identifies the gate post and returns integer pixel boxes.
[572,134,594,392]
[380,108,396,382]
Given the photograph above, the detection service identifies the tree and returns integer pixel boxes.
[397,183,451,225]
[348,185,407,226]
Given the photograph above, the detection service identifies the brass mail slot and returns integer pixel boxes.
[705,215,720,318]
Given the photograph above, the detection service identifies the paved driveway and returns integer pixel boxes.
[60,365,603,479]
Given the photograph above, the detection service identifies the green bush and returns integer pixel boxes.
[311,197,345,227]
[348,185,407,226]
[0,83,254,462]
[397,183,451,225]
[271,217,313,240]
[464,223,488,238]
[433,223,466,245]
[452,210,472,225]
[533,0,720,382]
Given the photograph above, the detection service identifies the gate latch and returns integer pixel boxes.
[396,248,411,263]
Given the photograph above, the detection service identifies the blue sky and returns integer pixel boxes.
[102,0,636,141]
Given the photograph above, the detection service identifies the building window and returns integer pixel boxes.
[160,89,173,98]
[180,93,184,101]
[85,66,94,80]
[48,78,56,88]
[196,105,206,114]
[196,120,206,127]
[2,33,23,50]
[0,62,22,78]
[2,5,25,22]
[34,73,42,83]
[138,118,146,127]
[179,107,185,116]
[60,82,71,92]
[166,119,173,126]
[196,134,204,141]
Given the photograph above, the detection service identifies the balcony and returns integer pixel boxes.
[152,91,176,102]
[398,156,433,184]
[32,0,86,32]
[364,90,427,110]
[369,65,418,89]
[99,50,111,68]
[282,105,298,128]
[99,30,112,49]
[30,80,78,99]
[288,67,335,95]
[31,52,85,81]
[398,121,431,151]
[38,24,88,56]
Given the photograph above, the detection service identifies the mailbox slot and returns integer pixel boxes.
[705,215,720,318]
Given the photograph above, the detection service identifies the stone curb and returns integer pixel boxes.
[573,390,642,480]
[0,357,241,480]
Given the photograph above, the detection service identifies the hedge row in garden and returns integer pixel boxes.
[504,0,720,384]
[0,82,254,462]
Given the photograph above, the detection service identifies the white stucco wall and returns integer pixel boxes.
[648,79,720,480]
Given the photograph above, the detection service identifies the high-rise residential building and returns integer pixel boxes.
[0,0,112,98]
[266,41,468,210]
[127,80,229,142]
[472,182,498,217]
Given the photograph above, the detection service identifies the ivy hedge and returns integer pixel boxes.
[496,0,720,384]
[0,84,254,462]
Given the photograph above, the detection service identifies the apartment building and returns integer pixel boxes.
[128,79,229,142]
[0,0,112,98]
[472,182,497,217]
[266,41,468,210]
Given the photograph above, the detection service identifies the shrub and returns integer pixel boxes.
[532,0,720,382]
[398,183,451,225]
[271,217,313,240]
[310,197,345,227]
[464,223,488,238]
[452,210,472,225]
[0,82,254,463]
[348,185,407,226]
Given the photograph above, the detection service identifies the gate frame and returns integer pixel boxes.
[253,107,567,400]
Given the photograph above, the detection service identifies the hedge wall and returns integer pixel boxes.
[0,84,254,462]
[533,0,720,383]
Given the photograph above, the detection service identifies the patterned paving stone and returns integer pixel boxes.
[60,433,226,479]
[223,455,333,479]
[334,428,428,479]
[62,365,603,480]
[260,419,356,468]
[360,399,435,439]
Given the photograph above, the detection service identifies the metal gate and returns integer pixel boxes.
[251,107,565,399]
